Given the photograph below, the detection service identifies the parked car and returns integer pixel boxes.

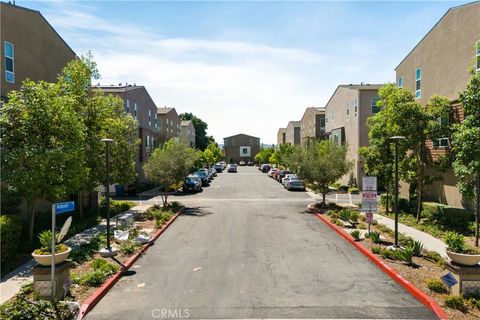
[271,169,281,180]
[282,174,298,187]
[286,178,306,191]
[239,160,246,166]
[268,168,279,178]
[277,170,290,182]
[209,167,217,177]
[183,175,202,192]
[227,164,237,172]
[247,160,254,166]
[261,164,271,173]
[214,163,224,173]
[193,170,210,186]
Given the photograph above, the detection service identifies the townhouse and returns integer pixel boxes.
[224,134,260,164]
[300,107,326,146]
[157,107,181,144]
[395,0,480,207]
[324,84,382,189]
[277,128,286,146]
[180,120,196,148]
[285,121,301,145]
[1,2,76,101]
[98,85,159,177]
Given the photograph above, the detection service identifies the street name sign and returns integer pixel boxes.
[54,201,75,215]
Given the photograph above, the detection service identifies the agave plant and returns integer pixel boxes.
[397,246,414,265]
[369,231,382,244]
[350,230,361,241]
[410,240,424,256]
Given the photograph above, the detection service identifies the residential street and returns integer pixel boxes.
[87,166,436,320]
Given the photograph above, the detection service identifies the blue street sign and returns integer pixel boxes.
[54,201,75,215]
[441,272,458,288]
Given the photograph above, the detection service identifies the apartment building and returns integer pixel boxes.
[224,134,260,164]
[98,85,159,176]
[395,1,480,207]
[285,121,301,145]
[300,107,326,146]
[277,128,286,146]
[157,107,181,144]
[324,84,382,189]
[180,120,196,148]
[1,2,76,101]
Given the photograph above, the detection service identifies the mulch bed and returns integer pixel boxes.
[321,214,480,320]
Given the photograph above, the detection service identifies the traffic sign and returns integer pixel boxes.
[365,212,373,224]
[362,191,377,200]
[54,201,75,215]
[362,176,377,192]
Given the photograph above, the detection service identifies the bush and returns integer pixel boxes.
[119,241,140,255]
[381,248,399,260]
[0,295,74,319]
[380,194,393,210]
[349,211,360,223]
[79,270,107,286]
[410,240,424,256]
[100,200,136,218]
[69,234,106,264]
[398,197,411,213]
[371,246,382,254]
[424,250,445,267]
[155,210,173,228]
[369,231,382,244]
[423,202,474,232]
[445,295,468,312]
[380,194,411,213]
[350,230,361,241]
[328,211,340,219]
[91,258,118,276]
[348,187,359,194]
[339,209,351,221]
[426,279,447,294]
[0,215,22,267]
[397,246,414,264]
[444,231,465,253]
[358,222,367,230]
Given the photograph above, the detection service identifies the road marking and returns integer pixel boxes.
[193,267,202,271]
[137,283,145,288]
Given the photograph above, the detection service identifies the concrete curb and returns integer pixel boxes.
[76,209,182,320]
[315,213,447,320]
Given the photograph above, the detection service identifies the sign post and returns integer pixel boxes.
[362,177,377,236]
[51,201,74,301]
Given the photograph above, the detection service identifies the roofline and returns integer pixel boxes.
[223,133,260,140]
[300,107,325,122]
[324,84,382,109]
[2,2,77,59]
[395,1,479,71]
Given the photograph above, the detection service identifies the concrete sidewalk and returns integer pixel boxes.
[0,203,151,304]
[373,213,448,257]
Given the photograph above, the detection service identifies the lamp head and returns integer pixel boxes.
[101,138,114,143]
[390,136,405,141]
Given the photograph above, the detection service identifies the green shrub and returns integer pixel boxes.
[328,211,340,219]
[350,230,361,241]
[79,270,107,286]
[0,295,74,319]
[444,231,466,253]
[424,250,445,268]
[380,194,393,210]
[69,234,106,264]
[339,209,351,221]
[119,241,140,255]
[0,215,22,267]
[410,240,424,256]
[100,200,136,218]
[445,295,468,312]
[167,201,183,212]
[398,197,411,213]
[397,246,414,264]
[423,202,474,232]
[372,219,378,226]
[426,279,448,294]
[358,222,367,230]
[339,185,349,192]
[349,211,360,223]
[155,210,173,227]
[369,231,382,244]
[0,187,22,215]
[381,248,399,260]
[371,246,382,254]
[91,258,118,276]
[348,187,359,194]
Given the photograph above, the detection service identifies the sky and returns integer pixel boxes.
[20,0,466,144]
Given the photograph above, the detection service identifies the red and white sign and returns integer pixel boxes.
[365,212,373,224]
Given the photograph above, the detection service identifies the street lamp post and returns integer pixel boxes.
[390,136,405,247]
[100,138,118,258]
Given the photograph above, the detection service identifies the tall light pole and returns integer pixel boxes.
[100,138,118,258]
[390,136,405,247]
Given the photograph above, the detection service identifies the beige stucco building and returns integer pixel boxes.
[277,128,286,146]
[395,1,480,208]
[285,121,301,145]
[157,107,181,144]
[325,84,382,189]
[180,120,196,148]
[300,107,326,146]
[224,134,260,164]
[1,2,76,101]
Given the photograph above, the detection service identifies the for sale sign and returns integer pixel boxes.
[363,176,377,192]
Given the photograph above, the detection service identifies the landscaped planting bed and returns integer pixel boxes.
[0,202,184,320]
[323,208,480,320]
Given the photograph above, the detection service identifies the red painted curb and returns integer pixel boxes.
[315,213,447,320]
[76,209,182,320]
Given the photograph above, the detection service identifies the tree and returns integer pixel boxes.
[374,84,451,220]
[144,140,197,207]
[254,148,274,164]
[452,71,480,246]
[59,55,139,213]
[179,113,214,150]
[1,81,86,240]
[298,140,353,206]
[206,142,223,164]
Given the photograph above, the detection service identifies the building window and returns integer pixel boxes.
[476,40,480,73]
[331,112,335,122]
[126,99,130,113]
[415,68,421,99]
[354,98,358,117]
[434,117,449,148]
[325,116,328,125]
[397,77,403,88]
[134,103,137,120]
[4,41,14,83]
[155,113,158,128]
[148,109,152,127]
[371,96,380,113]
[345,102,350,117]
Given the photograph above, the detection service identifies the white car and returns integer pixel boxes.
[282,174,297,186]
[227,164,237,173]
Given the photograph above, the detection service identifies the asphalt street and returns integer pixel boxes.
[87,166,436,320]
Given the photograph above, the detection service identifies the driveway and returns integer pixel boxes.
[87,166,436,319]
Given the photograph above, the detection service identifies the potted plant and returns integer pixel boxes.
[445,231,480,266]
[32,230,71,266]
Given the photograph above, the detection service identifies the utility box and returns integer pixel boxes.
[33,261,72,301]
[445,262,480,296]
[116,212,134,229]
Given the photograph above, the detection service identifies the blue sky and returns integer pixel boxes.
[20,0,466,144]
